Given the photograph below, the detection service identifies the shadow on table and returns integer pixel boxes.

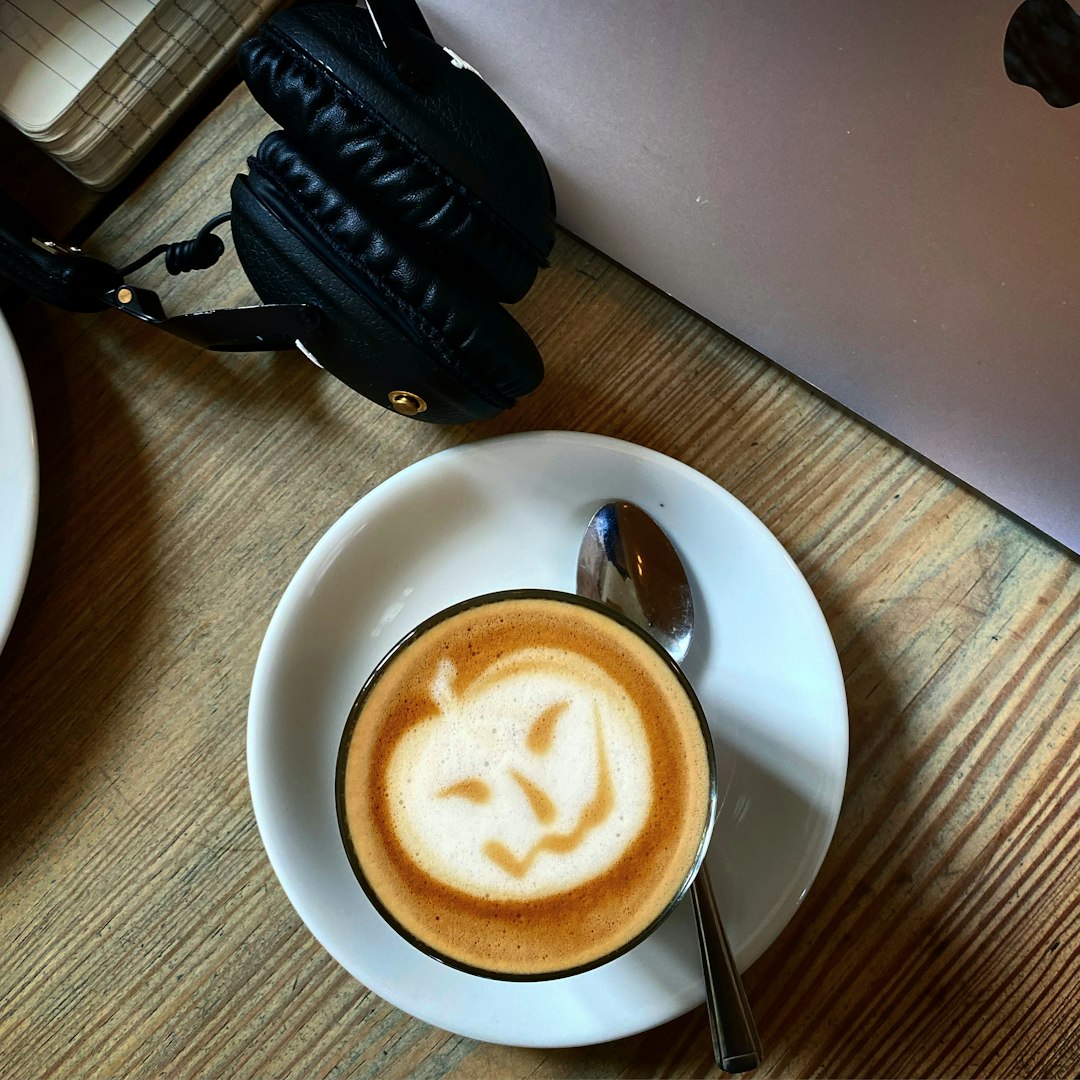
[0,303,160,867]
[0,295,347,870]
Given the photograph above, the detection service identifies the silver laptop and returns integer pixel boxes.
[423,0,1080,554]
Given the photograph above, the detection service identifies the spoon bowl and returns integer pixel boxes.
[576,500,694,663]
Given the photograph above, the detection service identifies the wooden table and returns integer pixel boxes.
[1,83,1077,1080]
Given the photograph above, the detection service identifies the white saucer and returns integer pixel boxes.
[248,431,847,1047]
[0,310,38,656]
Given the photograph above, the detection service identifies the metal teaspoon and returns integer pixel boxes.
[577,500,763,1074]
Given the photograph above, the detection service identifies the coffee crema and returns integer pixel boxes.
[337,591,714,978]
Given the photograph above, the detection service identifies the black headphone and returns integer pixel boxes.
[0,0,556,424]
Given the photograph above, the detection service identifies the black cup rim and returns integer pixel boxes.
[335,588,718,982]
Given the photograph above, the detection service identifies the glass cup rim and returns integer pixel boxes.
[335,587,718,982]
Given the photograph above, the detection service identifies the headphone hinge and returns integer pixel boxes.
[105,284,321,352]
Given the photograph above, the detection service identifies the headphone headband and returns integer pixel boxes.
[0,190,121,313]
[0,190,322,351]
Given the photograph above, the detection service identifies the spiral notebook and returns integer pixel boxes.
[0,0,280,189]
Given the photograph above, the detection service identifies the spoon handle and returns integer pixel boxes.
[690,863,763,1073]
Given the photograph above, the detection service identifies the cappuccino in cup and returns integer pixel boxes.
[336,590,715,979]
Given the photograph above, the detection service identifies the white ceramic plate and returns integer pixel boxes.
[0,310,38,656]
[248,431,847,1047]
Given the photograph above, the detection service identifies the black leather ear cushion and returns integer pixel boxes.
[229,135,543,423]
[237,3,555,304]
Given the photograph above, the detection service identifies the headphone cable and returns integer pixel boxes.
[118,212,233,277]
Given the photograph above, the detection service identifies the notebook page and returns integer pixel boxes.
[0,0,151,131]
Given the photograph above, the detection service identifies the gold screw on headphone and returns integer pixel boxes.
[388,390,428,416]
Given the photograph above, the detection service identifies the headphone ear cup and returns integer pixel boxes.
[230,133,544,423]
[237,2,555,303]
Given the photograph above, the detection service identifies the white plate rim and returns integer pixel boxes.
[0,310,38,656]
[247,430,848,1047]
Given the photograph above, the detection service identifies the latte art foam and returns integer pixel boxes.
[338,593,713,978]
[386,648,653,900]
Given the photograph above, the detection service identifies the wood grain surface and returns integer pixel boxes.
[1,84,1077,1080]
